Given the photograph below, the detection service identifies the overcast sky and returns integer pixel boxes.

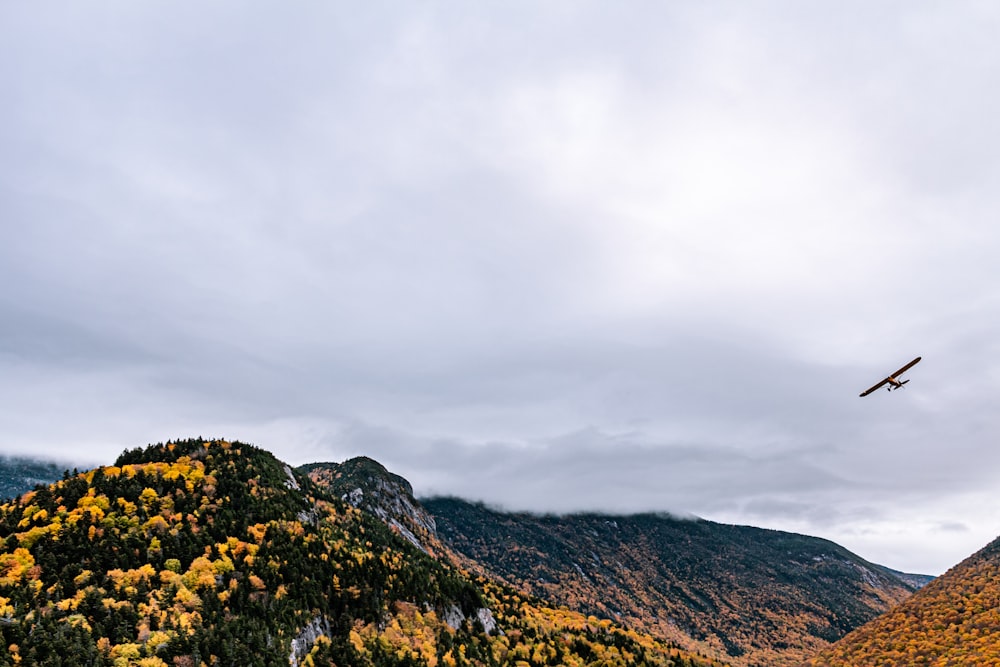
[3,2,1000,575]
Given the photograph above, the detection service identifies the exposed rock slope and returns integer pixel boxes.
[298,457,441,555]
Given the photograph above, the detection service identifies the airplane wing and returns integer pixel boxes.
[859,356,922,397]
[890,356,921,378]
[859,377,890,397]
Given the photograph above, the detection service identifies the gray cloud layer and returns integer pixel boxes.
[3,2,1000,574]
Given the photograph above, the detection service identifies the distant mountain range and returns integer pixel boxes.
[0,456,66,500]
[0,445,972,667]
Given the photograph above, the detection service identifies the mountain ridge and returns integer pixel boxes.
[421,497,915,667]
[0,440,727,667]
[299,456,928,667]
[297,457,441,556]
[0,456,67,501]
[0,448,942,666]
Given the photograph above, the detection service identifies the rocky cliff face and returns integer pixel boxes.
[297,457,442,555]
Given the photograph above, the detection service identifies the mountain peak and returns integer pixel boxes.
[297,457,438,554]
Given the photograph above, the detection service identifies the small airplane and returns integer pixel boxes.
[859,356,922,397]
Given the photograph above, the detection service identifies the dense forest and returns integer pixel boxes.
[0,439,725,667]
[811,537,1000,666]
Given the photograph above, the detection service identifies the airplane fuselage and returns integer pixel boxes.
[859,356,921,397]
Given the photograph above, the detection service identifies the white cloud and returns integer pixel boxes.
[3,2,1000,575]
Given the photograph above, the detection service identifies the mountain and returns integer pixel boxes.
[299,457,925,667]
[0,456,65,500]
[0,439,725,667]
[879,567,935,590]
[297,457,443,556]
[419,498,920,667]
[810,535,1000,665]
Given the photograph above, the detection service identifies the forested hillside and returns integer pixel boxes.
[422,497,918,667]
[0,439,726,667]
[811,536,1000,666]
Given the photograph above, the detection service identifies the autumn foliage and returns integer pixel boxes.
[811,538,1000,666]
[422,498,917,667]
[0,439,726,667]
